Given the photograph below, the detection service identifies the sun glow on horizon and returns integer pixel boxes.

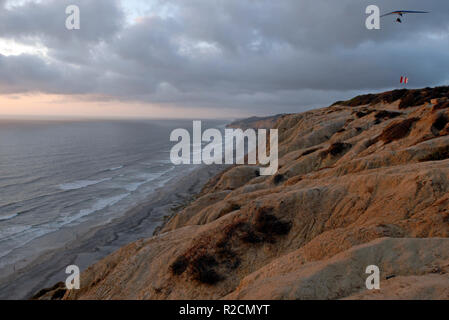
[0,94,240,120]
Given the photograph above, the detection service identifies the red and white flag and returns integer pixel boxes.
[400,76,408,84]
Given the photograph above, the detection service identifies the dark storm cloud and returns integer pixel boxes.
[0,0,448,114]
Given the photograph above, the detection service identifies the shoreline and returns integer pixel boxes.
[0,164,226,300]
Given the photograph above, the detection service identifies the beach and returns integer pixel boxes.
[0,163,226,299]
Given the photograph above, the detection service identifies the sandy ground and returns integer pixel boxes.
[0,164,226,300]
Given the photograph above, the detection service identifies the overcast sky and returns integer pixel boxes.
[0,0,448,119]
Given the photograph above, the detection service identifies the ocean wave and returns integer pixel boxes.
[0,192,64,216]
[58,178,112,191]
[0,213,18,221]
[0,226,48,261]
[0,173,28,182]
[0,193,130,260]
[109,165,124,171]
[60,193,130,225]
[125,182,146,192]
[124,174,163,192]
[124,167,175,192]
[0,176,45,189]
[0,225,33,242]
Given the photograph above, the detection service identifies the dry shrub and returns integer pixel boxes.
[51,288,67,300]
[300,147,321,157]
[432,114,449,133]
[170,256,189,275]
[320,142,352,158]
[170,246,224,285]
[273,174,285,185]
[170,208,292,284]
[443,213,449,224]
[330,101,344,106]
[354,109,374,118]
[190,254,222,285]
[240,229,263,244]
[420,146,449,162]
[375,110,402,120]
[217,220,248,248]
[378,89,409,104]
[338,89,408,107]
[216,248,241,270]
[329,142,352,156]
[336,87,449,109]
[375,118,418,144]
[433,101,449,112]
[254,207,292,243]
[399,87,449,109]
[399,91,423,109]
[31,282,66,300]
[343,94,379,106]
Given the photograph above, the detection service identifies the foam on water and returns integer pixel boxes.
[0,213,18,222]
[58,177,112,191]
[59,193,131,226]
[125,181,145,192]
[0,193,131,264]
[0,225,33,242]
[108,165,124,171]
[124,167,175,192]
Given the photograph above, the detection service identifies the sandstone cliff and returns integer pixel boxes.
[226,114,286,130]
[50,87,449,300]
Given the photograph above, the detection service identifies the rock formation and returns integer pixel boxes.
[49,87,449,300]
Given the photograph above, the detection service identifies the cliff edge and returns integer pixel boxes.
[41,87,449,300]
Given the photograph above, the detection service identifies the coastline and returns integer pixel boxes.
[10,87,449,300]
[58,89,449,300]
[0,164,226,300]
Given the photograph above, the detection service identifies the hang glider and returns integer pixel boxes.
[381,10,429,23]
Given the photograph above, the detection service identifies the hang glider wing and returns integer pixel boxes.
[381,10,429,17]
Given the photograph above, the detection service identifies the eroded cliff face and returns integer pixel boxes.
[63,87,449,300]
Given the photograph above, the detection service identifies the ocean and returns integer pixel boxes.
[0,118,226,276]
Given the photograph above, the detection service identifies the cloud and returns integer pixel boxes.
[0,0,448,115]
